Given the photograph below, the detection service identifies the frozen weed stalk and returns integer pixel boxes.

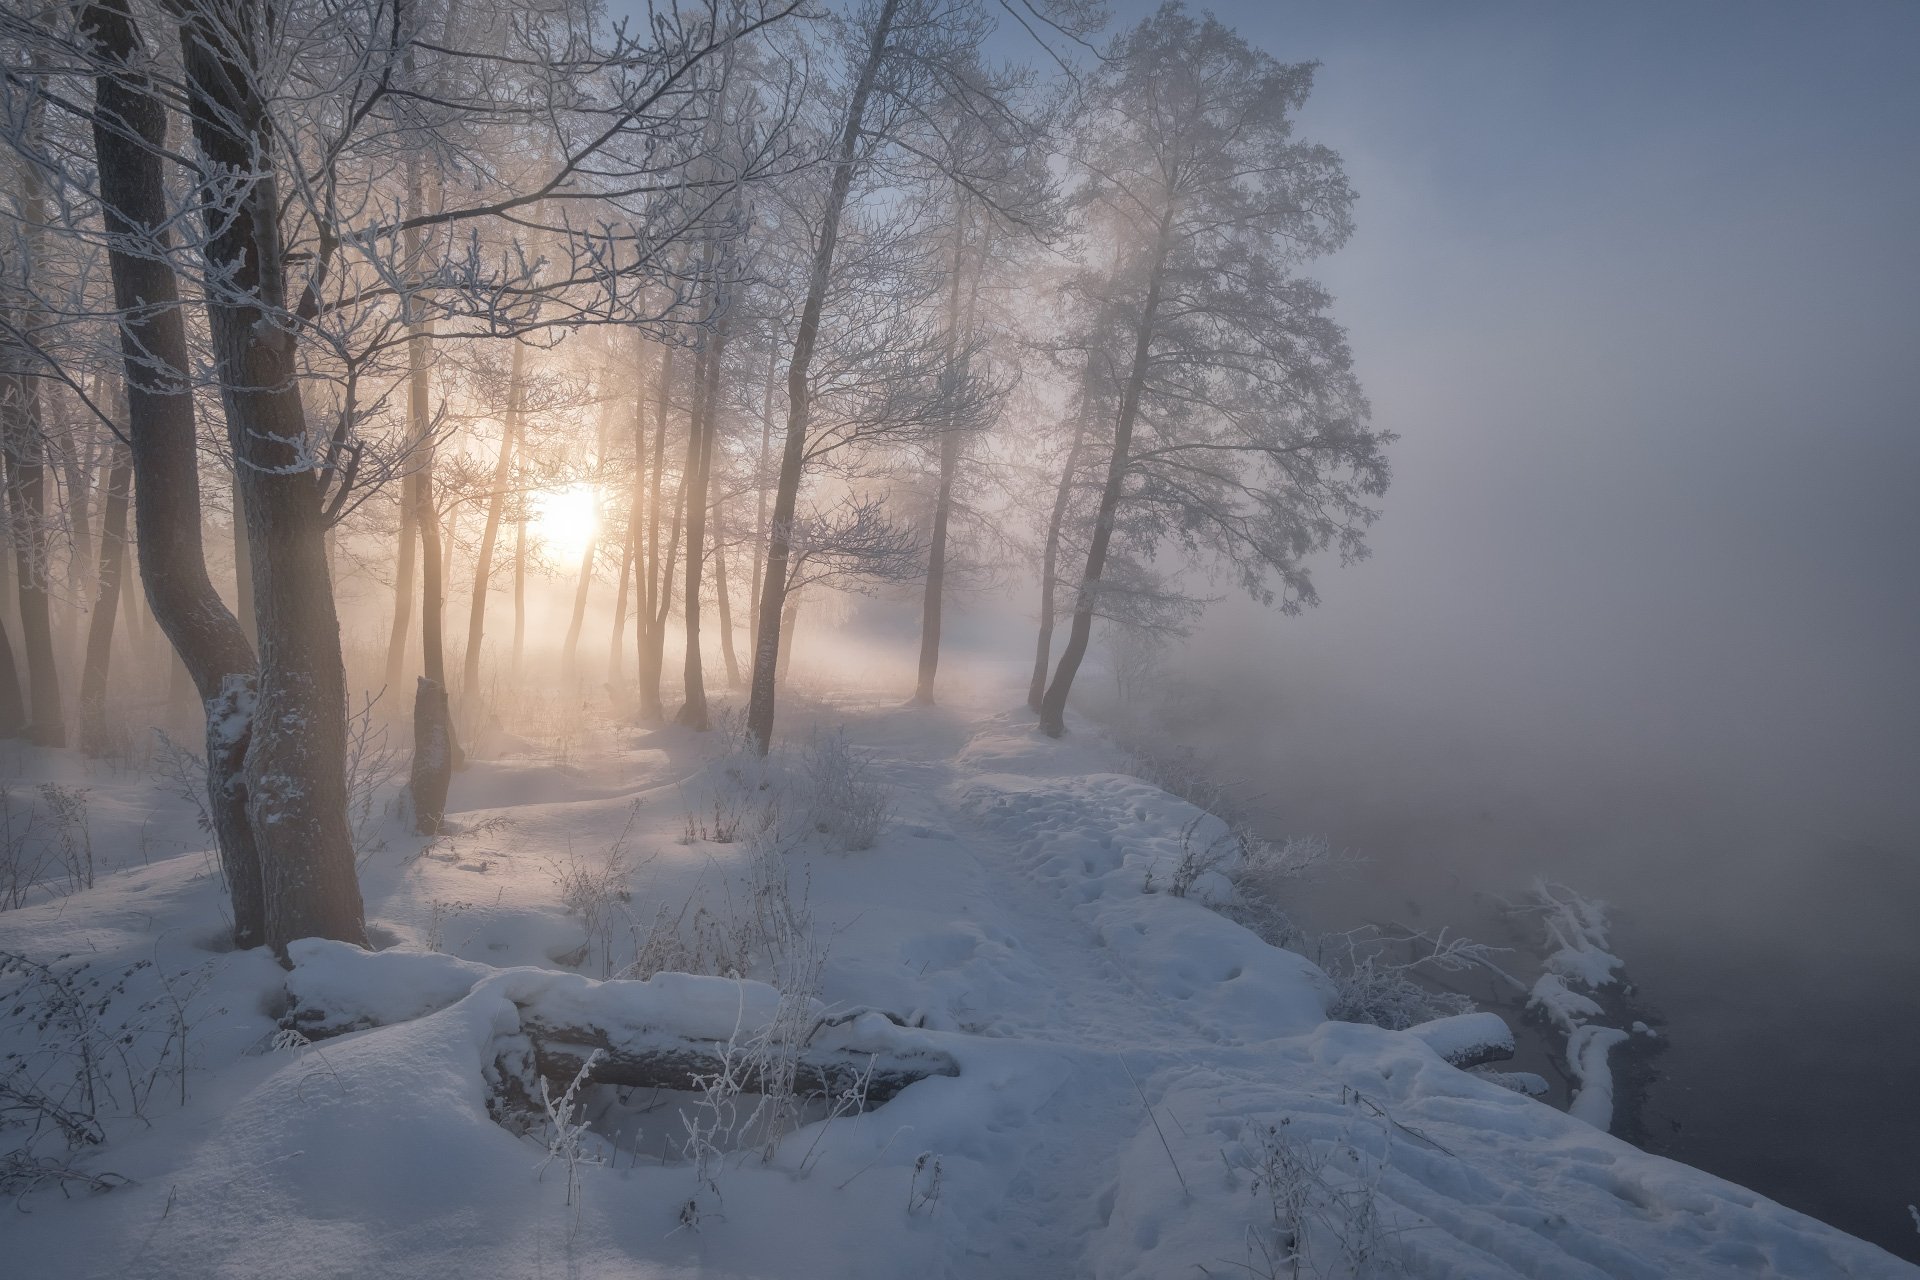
[537,1048,605,1229]
[35,785,94,894]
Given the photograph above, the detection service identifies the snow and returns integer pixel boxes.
[2,686,1913,1278]
[1525,881,1635,1132]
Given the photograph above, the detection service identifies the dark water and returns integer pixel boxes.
[1143,693,1920,1264]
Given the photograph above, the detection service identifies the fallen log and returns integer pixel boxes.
[1406,1011,1516,1070]
[523,1017,955,1104]
[281,940,960,1107]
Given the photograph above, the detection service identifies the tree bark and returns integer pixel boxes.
[747,0,901,754]
[1039,213,1174,738]
[180,0,367,949]
[77,443,132,754]
[82,0,266,946]
[232,475,257,648]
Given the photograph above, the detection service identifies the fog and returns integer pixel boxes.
[1085,1,1920,1255]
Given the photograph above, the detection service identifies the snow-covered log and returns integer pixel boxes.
[1405,1011,1516,1069]
[282,940,958,1104]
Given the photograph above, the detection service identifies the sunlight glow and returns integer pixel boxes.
[532,482,598,565]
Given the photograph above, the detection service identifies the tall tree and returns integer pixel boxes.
[77,0,267,945]
[177,0,368,948]
[1038,4,1389,737]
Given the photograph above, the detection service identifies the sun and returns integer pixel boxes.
[532,482,598,564]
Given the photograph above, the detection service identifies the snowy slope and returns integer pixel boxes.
[1,690,1912,1279]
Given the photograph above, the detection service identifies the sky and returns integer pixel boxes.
[1109,0,1920,836]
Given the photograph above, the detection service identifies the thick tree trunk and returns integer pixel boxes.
[82,0,265,945]
[232,476,257,648]
[747,0,901,755]
[78,444,132,754]
[462,339,525,696]
[180,0,366,950]
[1039,217,1173,738]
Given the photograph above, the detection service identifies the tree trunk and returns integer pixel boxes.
[404,158,457,834]
[1038,215,1174,738]
[676,307,729,731]
[77,444,132,754]
[180,0,367,950]
[83,0,266,945]
[2,129,66,748]
[776,594,799,689]
[747,343,776,646]
[1028,381,1091,711]
[232,476,258,648]
[462,339,526,696]
[747,0,901,755]
[913,425,962,706]
[913,199,974,706]
[385,479,418,694]
[607,523,634,690]
[54,399,98,614]
[561,403,612,684]
[511,501,526,677]
[714,500,741,688]
[0,395,63,747]
[636,344,677,723]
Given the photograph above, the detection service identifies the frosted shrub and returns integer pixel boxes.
[0,786,50,911]
[1315,927,1495,1031]
[36,785,94,894]
[1222,833,1338,951]
[549,801,642,976]
[0,949,215,1199]
[344,691,402,862]
[798,728,889,852]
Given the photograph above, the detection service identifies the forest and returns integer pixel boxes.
[1,0,1383,954]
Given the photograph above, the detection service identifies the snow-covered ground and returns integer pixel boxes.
[2,681,1913,1278]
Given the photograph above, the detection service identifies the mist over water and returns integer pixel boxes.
[1052,0,1920,1258]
